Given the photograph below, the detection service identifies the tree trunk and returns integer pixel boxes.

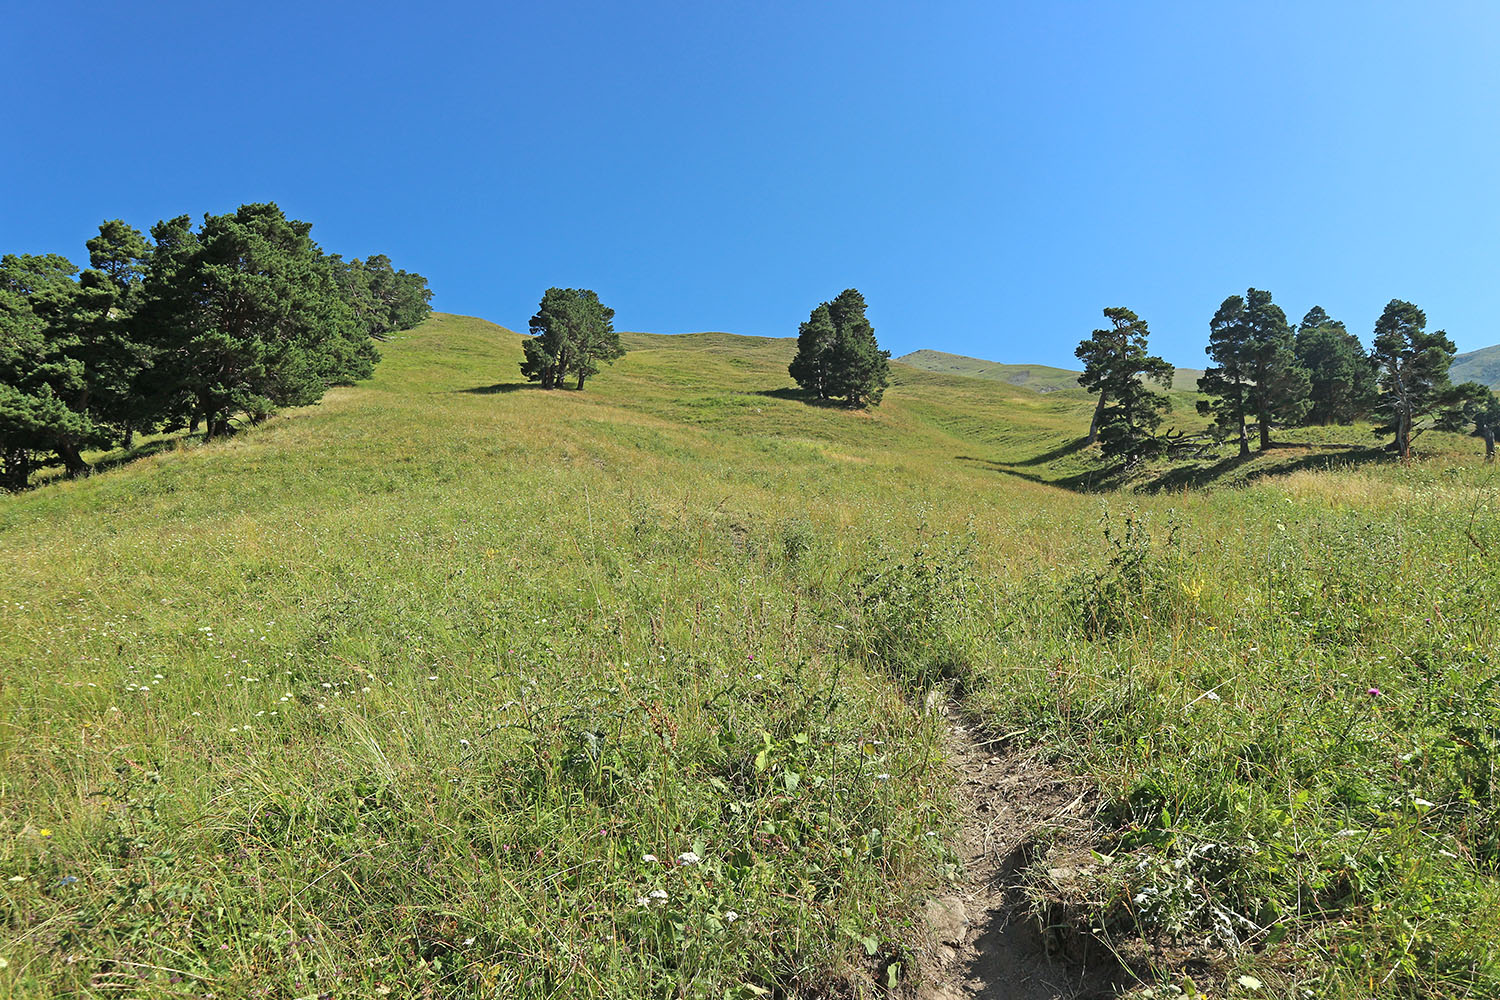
[1237,413,1249,458]
[576,371,586,390]
[57,440,90,478]
[1485,426,1495,462]
[1087,392,1107,444]
[1398,411,1411,460]
[122,424,135,450]
[2,449,32,491]
[1259,417,1271,451]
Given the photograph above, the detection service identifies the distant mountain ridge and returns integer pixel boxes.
[895,348,1204,393]
[1450,345,1500,390]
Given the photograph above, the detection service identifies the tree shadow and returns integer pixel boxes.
[14,430,205,493]
[749,387,853,409]
[1008,436,1090,467]
[1139,444,1392,493]
[457,382,537,394]
[956,454,1121,494]
[960,437,1395,496]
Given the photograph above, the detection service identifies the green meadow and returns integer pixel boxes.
[3,313,1499,998]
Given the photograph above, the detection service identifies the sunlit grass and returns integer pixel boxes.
[3,313,1498,997]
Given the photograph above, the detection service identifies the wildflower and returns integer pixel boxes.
[1204,690,1221,701]
[58,876,78,886]
[636,896,650,906]
[648,889,668,901]
[39,829,52,838]
[462,937,475,947]
[1368,687,1381,698]
[460,739,471,747]
[642,854,658,863]
[875,773,891,781]
[8,875,25,882]
[678,851,701,866]
[723,910,739,923]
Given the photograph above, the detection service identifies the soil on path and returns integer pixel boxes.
[913,708,1129,1000]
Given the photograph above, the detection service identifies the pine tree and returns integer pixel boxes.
[1370,299,1455,459]
[1294,306,1377,425]
[520,288,621,390]
[1197,294,1255,456]
[788,289,889,407]
[1196,288,1309,452]
[1076,307,1174,463]
[136,204,376,438]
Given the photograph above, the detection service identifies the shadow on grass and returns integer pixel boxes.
[457,382,539,395]
[749,387,859,409]
[956,454,1121,494]
[17,431,206,493]
[1007,436,1090,467]
[1139,444,1392,493]
[959,438,1394,495]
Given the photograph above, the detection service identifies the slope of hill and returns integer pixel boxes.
[1451,343,1500,389]
[4,314,1499,998]
[896,347,1204,392]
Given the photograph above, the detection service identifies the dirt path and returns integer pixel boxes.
[914,707,1127,1000]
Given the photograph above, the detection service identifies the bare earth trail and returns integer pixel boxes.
[915,708,1128,1000]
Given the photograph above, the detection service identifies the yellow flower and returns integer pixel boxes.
[39,828,52,838]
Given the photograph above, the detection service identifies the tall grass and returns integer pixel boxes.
[3,313,1497,997]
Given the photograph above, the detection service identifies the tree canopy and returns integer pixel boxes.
[1076,306,1174,463]
[0,203,429,488]
[1196,288,1308,454]
[787,288,890,407]
[519,287,622,390]
[1370,299,1455,459]
[1294,306,1376,426]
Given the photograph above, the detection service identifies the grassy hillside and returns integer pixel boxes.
[1451,343,1500,390]
[896,347,1205,393]
[4,314,1500,998]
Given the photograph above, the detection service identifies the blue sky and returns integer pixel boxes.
[4,1,1498,368]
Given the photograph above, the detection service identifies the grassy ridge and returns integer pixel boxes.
[3,314,1500,998]
[895,347,1205,393]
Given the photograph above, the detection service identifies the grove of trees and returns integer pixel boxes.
[787,288,890,407]
[519,287,623,390]
[0,203,430,489]
[1076,290,1496,465]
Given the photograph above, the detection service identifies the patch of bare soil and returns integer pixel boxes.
[912,707,1131,1000]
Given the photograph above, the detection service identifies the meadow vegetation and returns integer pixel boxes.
[3,313,1498,998]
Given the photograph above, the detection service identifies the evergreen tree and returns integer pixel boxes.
[1076,307,1174,463]
[1243,289,1310,448]
[1294,306,1375,425]
[787,289,889,407]
[519,287,621,389]
[1196,288,1309,452]
[1370,299,1455,459]
[0,254,94,487]
[1435,381,1500,461]
[136,204,376,438]
[787,303,837,400]
[1197,294,1255,456]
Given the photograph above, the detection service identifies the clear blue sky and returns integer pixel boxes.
[4,1,1498,369]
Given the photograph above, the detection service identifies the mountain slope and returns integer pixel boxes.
[896,347,1204,392]
[4,315,1499,997]
[1451,343,1500,389]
